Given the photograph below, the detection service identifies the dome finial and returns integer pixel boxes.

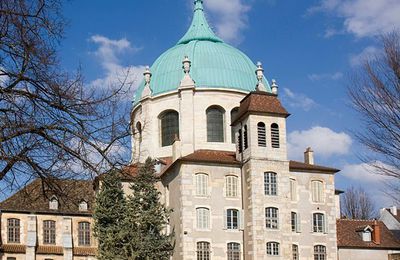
[255,62,267,92]
[271,79,278,95]
[141,66,153,99]
[182,56,191,74]
[179,55,195,89]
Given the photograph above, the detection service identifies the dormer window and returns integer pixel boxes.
[79,200,88,211]
[49,196,58,210]
[357,226,373,242]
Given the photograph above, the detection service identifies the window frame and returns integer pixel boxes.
[196,207,210,230]
[291,212,297,232]
[314,245,327,260]
[313,213,325,233]
[264,172,277,196]
[225,175,238,198]
[159,110,180,147]
[43,220,56,244]
[226,209,239,230]
[206,106,225,142]
[7,218,20,243]
[197,241,211,260]
[195,173,209,197]
[78,221,91,246]
[227,242,241,260]
[266,242,280,256]
[265,207,279,229]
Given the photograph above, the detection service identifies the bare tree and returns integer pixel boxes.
[348,31,400,202]
[0,0,133,194]
[341,186,376,219]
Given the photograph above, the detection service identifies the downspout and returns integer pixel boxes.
[239,121,246,260]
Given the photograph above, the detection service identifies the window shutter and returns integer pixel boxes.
[311,214,314,232]
[223,209,228,229]
[296,213,301,233]
[324,215,328,234]
[239,210,244,230]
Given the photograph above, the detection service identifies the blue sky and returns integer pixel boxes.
[59,0,400,207]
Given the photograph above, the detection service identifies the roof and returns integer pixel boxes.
[289,160,340,174]
[0,244,26,254]
[232,91,290,124]
[73,247,97,256]
[337,219,400,249]
[0,179,94,215]
[134,1,270,102]
[36,245,63,255]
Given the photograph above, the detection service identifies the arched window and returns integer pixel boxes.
[265,207,279,229]
[271,123,280,148]
[136,121,142,143]
[195,173,208,197]
[207,106,224,142]
[264,172,277,196]
[196,208,210,230]
[7,218,20,243]
[257,122,266,147]
[230,107,239,143]
[266,242,280,256]
[244,125,248,149]
[78,222,91,246]
[227,242,240,260]
[197,242,210,260]
[314,245,326,260]
[43,220,56,244]
[225,175,238,197]
[160,110,179,147]
[311,180,324,202]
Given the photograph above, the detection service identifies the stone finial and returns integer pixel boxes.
[141,66,153,99]
[180,55,195,89]
[271,79,278,95]
[255,62,267,92]
[182,56,191,74]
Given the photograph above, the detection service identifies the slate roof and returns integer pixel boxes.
[0,178,94,215]
[337,219,400,249]
[232,91,290,125]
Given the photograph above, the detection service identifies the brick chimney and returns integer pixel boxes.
[304,147,314,165]
[372,220,381,245]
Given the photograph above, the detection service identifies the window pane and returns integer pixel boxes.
[196,174,208,196]
[266,242,280,256]
[257,122,266,147]
[197,208,210,229]
[207,107,224,142]
[226,176,238,197]
[264,172,277,196]
[227,209,239,229]
[197,242,210,260]
[227,242,240,260]
[43,220,56,244]
[161,111,179,146]
[78,222,91,246]
[313,213,325,233]
[7,218,20,243]
[271,123,280,148]
[265,207,279,229]
[314,245,326,260]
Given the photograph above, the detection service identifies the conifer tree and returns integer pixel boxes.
[123,158,174,259]
[93,169,126,260]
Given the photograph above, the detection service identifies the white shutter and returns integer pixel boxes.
[324,214,328,234]
[296,213,301,233]
[311,214,314,232]
[223,209,228,229]
[239,210,244,230]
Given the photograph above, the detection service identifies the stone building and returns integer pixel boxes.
[1,0,344,259]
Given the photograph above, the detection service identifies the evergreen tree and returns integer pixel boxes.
[123,158,174,259]
[93,169,126,260]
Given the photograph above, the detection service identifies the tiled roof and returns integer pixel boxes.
[289,160,340,174]
[232,91,290,125]
[36,245,63,255]
[0,179,94,215]
[181,150,240,165]
[73,247,97,256]
[0,244,26,253]
[337,219,400,249]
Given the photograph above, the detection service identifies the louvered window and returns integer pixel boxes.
[243,125,248,149]
[271,123,280,148]
[257,122,266,147]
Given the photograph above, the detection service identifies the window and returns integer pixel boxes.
[196,208,210,230]
[227,242,240,260]
[78,222,91,246]
[160,110,179,147]
[290,178,297,201]
[207,106,224,142]
[79,201,88,211]
[291,212,298,232]
[195,173,208,197]
[231,108,239,143]
[264,172,277,196]
[136,121,142,143]
[257,122,266,147]
[265,207,279,229]
[311,180,324,202]
[43,220,56,244]
[238,129,243,153]
[7,218,20,243]
[271,123,280,148]
[292,244,299,260]
[7,258,17,260]
[49,196,58,210]
[226,209,239,230]
[197,242,210,260]
[313,213,325,233]
[314,245,326,260]
[266,242,279,256]
[243,125,248,149]
[225,176,238,197]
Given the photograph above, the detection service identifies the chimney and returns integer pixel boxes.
[391,206,397,215]
[372,220,381,245]
[304,147,314,165]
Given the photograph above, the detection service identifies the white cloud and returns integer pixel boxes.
[341,161,392,183]
[309,0,400,38]
[288,126,352,159]
[283,88,317,111]
[89,35,145,98]
[308,72,343,81]
[349,46,381,67]
[203,0,251,43]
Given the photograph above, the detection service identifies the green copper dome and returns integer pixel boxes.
[134,0,270,101]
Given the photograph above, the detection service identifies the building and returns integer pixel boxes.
[336,219,400,260]
[380,206,400,241]
[1,0,344,259]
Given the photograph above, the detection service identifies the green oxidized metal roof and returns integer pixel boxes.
[134,0,270,102]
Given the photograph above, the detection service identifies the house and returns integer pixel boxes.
[337,219,400,260]
[380,206,400,241]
